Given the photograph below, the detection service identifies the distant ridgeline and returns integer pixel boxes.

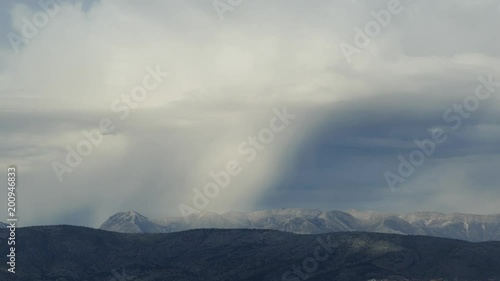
[100,209,500,242]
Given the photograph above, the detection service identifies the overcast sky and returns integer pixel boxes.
[1,0,500,227]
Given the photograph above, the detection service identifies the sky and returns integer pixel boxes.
[0,0,500,227]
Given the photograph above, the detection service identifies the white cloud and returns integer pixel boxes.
[0,0,499,226]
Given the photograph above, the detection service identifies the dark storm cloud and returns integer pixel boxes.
[260,91,500,213]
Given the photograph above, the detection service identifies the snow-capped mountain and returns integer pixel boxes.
[99,211,165,233]
[100,209,500,242]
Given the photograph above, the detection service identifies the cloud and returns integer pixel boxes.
[0,0,499,226]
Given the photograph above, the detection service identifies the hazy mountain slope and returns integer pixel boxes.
[349,210,500,242]
[1,226,500,281]
[399,212,500,242]
[100,209,500,242]
[0,222,6,228]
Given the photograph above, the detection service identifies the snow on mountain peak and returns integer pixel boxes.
[100,211,163,233]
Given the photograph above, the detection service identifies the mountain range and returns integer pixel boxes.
[2,225,500,280]
[100,209,500,242]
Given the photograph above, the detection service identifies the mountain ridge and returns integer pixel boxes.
[2,225,500,280]
[100,208,500,242]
